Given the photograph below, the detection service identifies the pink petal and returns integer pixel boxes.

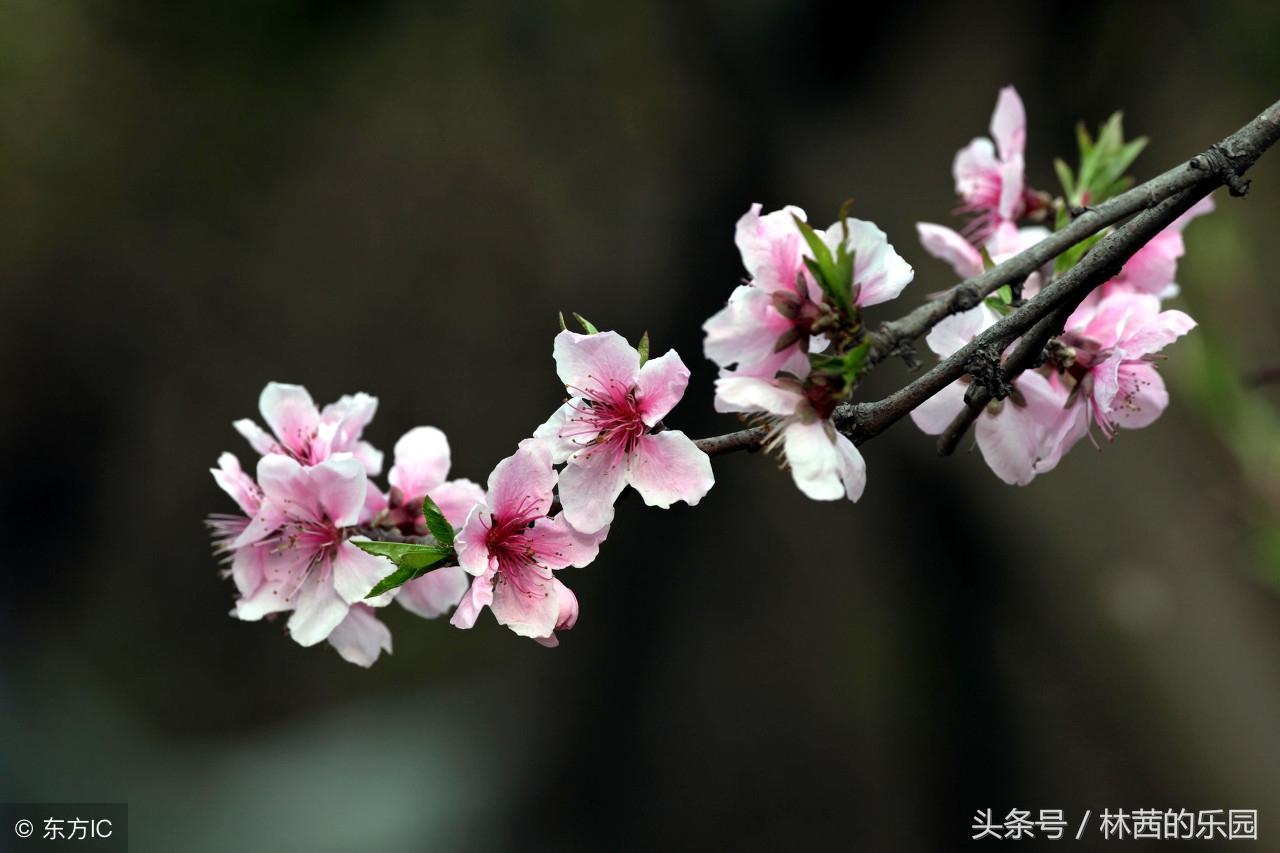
[454,506,493,576]
[909,379,969,435]
[713,375,804,416]
[916,222,984,279]
[532,400,583,464]
[734,202,809,294]
[486,441,556,520]
[287,572,349,647]
[782,418,847,501]
[211,452,262,516]
[259,382,320,457]
[627,431,714,509]
[953,137,1000,200]
[1119,309,1196,360]
[426,478,486,528]
[450,566,496,629]
[996,152,1025,221]
[635,350,691,426]
[924,304,998,358]
[1108,363,1169,430]
[397,565,470,619]
[990,85,1026,161]
[388,426,452,500]
[332,540,397,606]
[490,566,561,640]
[702,285,809,377]
[824,218,914,308]
[552,329,640,394]
[326,603,392,667]
[233,418,277,455]
[525,514,608,571]
[974,372,1079,485]
[557,445,628,534]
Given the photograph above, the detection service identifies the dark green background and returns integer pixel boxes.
[2,1,1278,849]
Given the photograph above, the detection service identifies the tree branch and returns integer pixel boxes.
[694,96,1280,458]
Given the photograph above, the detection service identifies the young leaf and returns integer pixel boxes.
[978,246,997,272]
[572,312,599,334]
[637,330,650,366]
[558,311,568,331]
[793,214,854,318]
[1053,157,1076,201]
[421,493,455,548]
[353,539,452,598]
[996,284,1013,304]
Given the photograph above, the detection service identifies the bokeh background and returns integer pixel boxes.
[2,1,1279,849]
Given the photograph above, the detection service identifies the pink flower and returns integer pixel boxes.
[450,442,606,643]
[382,426,485,620]
[1058,291,1197,438]
[910,306,1078,485]
[704,206,914,379]
[234,382,384,475]
[953,86,1032,239]
[714,375,866,501]
[704,204,820,378]
[230,455,399,652]
[535,330,714,534]
[916,221,1050,285]
[1104,196,1214,299]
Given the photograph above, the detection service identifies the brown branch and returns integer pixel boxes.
[694,426,769,457]
[693,96,1280,458]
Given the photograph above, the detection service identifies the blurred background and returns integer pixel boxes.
[2,1,1279,849]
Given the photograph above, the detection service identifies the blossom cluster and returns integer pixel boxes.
[208,84,1209,665]
[209,330,714,664]
[909,86,1205,483]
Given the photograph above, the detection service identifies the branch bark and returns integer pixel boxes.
[694,96,1280,457]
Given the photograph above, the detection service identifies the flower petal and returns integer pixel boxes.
[525,515,608,571]
[782,418,847,501]
[1108,363,1169,430]
[553,329,640,394]
[491,567,561,639]
[331,540,397,606]
[287,572,349,647]
[454,506,492,576]
[990,85,1026,162]
[397,565,469,619]
[427,478,486,528]
[211,452,262,516]
[450,565,495,629]
[532,400,585,464]
[702,285,809,377]
[909,379,969,435]
[487,440,557,520]
[326,604,392,667]
[713,375,804,416]
[259,382,320,457]
[557,446,628,534]
[635,350,691,426]
[825,218,914,308]
[734,202,809,294]
[388,426,452,500]
[627,431,714,509]
[917,222,984,279]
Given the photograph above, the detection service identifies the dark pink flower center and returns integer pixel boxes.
[563,377,648,457]
[484,496,550,597]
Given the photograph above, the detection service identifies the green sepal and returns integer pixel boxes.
[637,331,650,366]
[572,312,599,334]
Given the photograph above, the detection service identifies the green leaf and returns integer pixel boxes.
[572,312,599,334]
[793,214,854,318]
[996,284,1013,304]
[353,539,452,598]
[420,493,454,548]
[984,296,1013,316]
[978,246,997,272]
[637,330,650,366]
[1053,157,1076,201]
[558,311,567,331]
